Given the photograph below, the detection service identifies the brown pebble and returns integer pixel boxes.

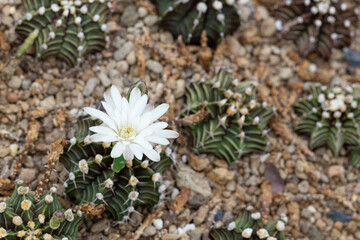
[7,92,18,103]
[327,165,345,178]
[334,221,343,230]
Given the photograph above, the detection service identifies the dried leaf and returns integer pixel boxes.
[198,31,213,71]
[260,181,272,224]
[178,108,209,125]
[81,203,106,219]
[0,177,14,196]
[264,163,285,193]
[169,186,190,214]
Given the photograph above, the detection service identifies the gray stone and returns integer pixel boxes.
[144,15,158,26]
[138,7,148,18]
[91,219,109,233]
[114,42,133,61]
[8,76,22,89]
[121,5,138,27]
[47,85,59,95]
[142,226,156,237]
[187,229,202,240]
[176,164,212,197]
[83,78,98,96]
[21,79,32,90]
[260,18,276,37]
[98,72,111,87]
[117,60,129,74]
[146,60,163,74]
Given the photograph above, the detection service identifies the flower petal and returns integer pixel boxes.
[123,146,134,161]
[149,103,169,122]
[84,107,117,130]
[101,101,115,118]
[139,122,168,137]
[89,134,118,143]
[129,87,141,109]
[89,126,117,136]
[129,144,144,160]
[111,86,122,110]
[111,142,125,158]
[145,136,170,145]
[134,136,153,149]
[142,147,161,162]
[154,130,179,139]
[104,90,115,109]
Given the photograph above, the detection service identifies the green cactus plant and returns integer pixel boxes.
[183,70,274,164]
[59,116,173,222]
[294,84,360,165]
[155,0,241,47]
[272,0,359,58]
[210,210,286,240]
[15,0,112,66]
[0,182,82,240]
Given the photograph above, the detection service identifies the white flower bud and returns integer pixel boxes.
[245,87,252,95]
[128,191,139,201]
[80,5,88,14]
[21,200,31,211]
[43,233,53,240]
[56,19,62,27]
[275,20,282,30]
[26,13,32,21]
[0,202,6,213]
[17,186,29,195]
[242,228,253,238]
[38,6,45,15]
[79,159,89,174]
[129,176,139,187]
[152,173,161,182]
[77,32,85,39]
[276,220,285,231]
[153,219,163,230]
[96,193,104,200]
[65,209,74,221]
[227,221,236,231]
[45,195,54,204]
[75,16,82,25]
[13,216,23,226]
[197,2,207,13]
[212,1,223,10]
[256,228,269,239]
[251,212,261,220]
[253,116,260,125]
[93,14,100,22]
[104,178,114,188]
[38,214,45,224]
[51,4,60,12]
[101,24,107,32]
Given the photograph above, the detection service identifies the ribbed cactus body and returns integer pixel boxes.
[210,210,286,240]
[59,116,172,222]
[0,184,82,240]
[272,0,359,58]
[294,84,360,163]
[15,0,112,66]
[155,0,240,47]
[184,71,274,164]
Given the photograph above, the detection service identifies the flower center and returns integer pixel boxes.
[119,126,137,139]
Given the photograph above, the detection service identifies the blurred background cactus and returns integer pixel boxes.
[59,116,173,222]
[210,210,286,239]
[0,183,82,240]
[272,0,359,58]
[183,70,274,164]
[15,0,112,66]
[154,0,241,47]
[294,84,360,165]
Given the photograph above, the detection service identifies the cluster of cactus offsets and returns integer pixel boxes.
[184,70,274,164]
[59,116,173,222]
[155,0,241,47]
[210,210,286,240]
[294,84,360,164]
[15,0,112,66]
[0,182,82,240]
[272,0,359,58]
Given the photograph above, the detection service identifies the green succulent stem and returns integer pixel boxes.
[16,28,39,58]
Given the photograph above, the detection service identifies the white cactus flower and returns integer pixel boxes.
[12,216,23,226]
[256,228,269,239]
[251,212,261,220]
[0,202,6,213]
[84,86,179,162]
[65,209,74,221]
[276,220,285,231]
[45,195,54,204]
[0,228,7,238]
[21,200,32,211]
[197,2,207,13]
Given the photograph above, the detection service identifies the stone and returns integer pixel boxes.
[298,180,309,193]
[308,227,325,240]
[160,32,174,44]
[9,143,18,156]
[40,96,56,108]
[98,72,111,87]
[193,205,209,225]
[138,7,148,18]
[126,51,136,65]
[327,212,353,223]
[144,15,158,26]
[117,60,129,74]
[120,5,138,27]
[7,92,18,103]
[91,219,109,232]
[174,79,186,98]
[260,18,276,37]
[206,168,235,185]
[47,85,59,95]
[18,168,37,184]
[327,165,345,178]
[8,76,22,89]
[142,226,156,237]
[225,181,236,192]
[187,229,202,240]
[114,42,133,61]
[279,67,293,80]
[176,164,212,198]
[225,36,246,57]
[83,78,98,96]
[146,60,163,74]
[346,221,357,233]
[187,153,209,171]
